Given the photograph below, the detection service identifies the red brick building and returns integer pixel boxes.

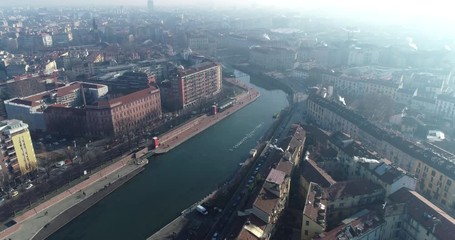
[45,86,161,137]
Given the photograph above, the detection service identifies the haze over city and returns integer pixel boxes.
[0,0,454,239]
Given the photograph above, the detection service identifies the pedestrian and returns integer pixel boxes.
[45,211,48,216]
[83,191,86,196]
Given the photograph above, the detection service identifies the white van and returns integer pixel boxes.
[196,205,208,215]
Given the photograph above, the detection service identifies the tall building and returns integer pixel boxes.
[160,61,221,110]
[147,0,154,12]
[0,119,37,176]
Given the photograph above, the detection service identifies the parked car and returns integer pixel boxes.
[25,184,33,190]
[55,161,65,167]
[11,191,19,197]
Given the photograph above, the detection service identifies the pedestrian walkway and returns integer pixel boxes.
[1,157,144,240]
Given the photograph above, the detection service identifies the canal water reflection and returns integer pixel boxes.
[49,70,289,240]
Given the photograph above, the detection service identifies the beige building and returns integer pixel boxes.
[305,94,455,213]
[384,188,455,240]
[301,182,327,240]
[0,119,37,177]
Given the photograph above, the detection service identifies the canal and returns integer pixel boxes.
[49,70,289,240]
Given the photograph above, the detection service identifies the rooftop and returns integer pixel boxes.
[304,183,327,223]
[308,94,455,181]
[301,157,336,188]
[388,188,455,240]
[316,211,384,240]
[327,179,383,200]
[265,168,286,185]
[253,188,279,216]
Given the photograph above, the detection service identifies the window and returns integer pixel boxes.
[306,221,309,226]
[304,230,308,236]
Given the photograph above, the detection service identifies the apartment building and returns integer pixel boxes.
[315,210,385,240]
[251,168,290,232]
[328,132,417,196]
[5,82,108,131]
[435,94,455,121]
[249,46,296,71]
[0,119,37,176]
[160,61,221,110]
[384,188,455,240]
[301,182,327,240]
[305,94,455,212]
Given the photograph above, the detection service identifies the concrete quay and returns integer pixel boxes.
[0,154,148,240]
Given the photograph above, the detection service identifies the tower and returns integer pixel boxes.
[147,0,154,13]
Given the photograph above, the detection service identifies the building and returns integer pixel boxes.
[325,179,384,226]
[187,33,209,52]
[384,188,455,240]
[147,0,154,13]
[280,124,306,165]
[0,119,37,177]
[435,94,455,122]
[5,81,161,137]
[45,86,161,137]
[249,46,296,71]
[247,168,290,239]
[99,71,155,92]
[302,182,328,240]
[5,82,108,132]
[160,61,221,110]
[328,132,417,196]
[305,94,455,212]
[314,210,385,240]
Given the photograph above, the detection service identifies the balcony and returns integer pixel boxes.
[8,150,15,155]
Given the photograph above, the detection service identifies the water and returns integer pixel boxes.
[49,70,288,240]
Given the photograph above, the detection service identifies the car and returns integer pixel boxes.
[11,191,19,197]
[55,161,65,167]
[25,184,33,190]
[212,232,219,240]
[0,197,4,204]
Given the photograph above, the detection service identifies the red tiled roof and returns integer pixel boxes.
[276,160,293,176]
[253,188,279,216]
[95,86,159,108]
[56,83,81,97]
[301,158,336,188]
[388,188,455,240]
[266,168,286,185]
[236,215,267,240]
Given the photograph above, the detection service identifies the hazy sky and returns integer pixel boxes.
[1,0,454,24]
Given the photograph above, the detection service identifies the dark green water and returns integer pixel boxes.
[49,71,288,240]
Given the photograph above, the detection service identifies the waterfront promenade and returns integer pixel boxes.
[0,155,146,240]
